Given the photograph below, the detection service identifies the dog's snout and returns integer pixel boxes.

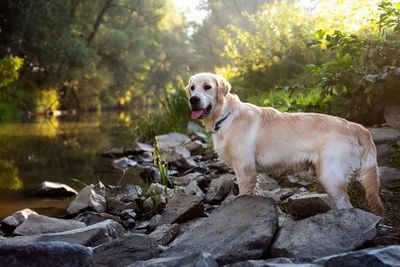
[190,96,200,106]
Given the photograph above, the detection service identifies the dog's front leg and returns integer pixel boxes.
[233,162,257,196]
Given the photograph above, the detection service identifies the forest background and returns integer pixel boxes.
[1,0,400,137]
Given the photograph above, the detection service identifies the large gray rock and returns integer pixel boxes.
[155,132,190,151]
[230,259,320,267]
[271,209,381,258]
[133,141,154,154]
[169,146,197,170]
[379,166,400,186]
[174,172,211,190]
[384,105,400,129]
[376,144,395,166]
[93,233,161,267]
[284,193,331,219]
[36,181,78,197]
[1,219,124,247]
[184,140,207,155]
[150,193,204,229]
[106,196,139,216]
[205,174,235,204]
[188,132,210,143]
[367,127,400,145]
[0,242,94,267]
[1,208,37,235]
[184,180,205,199]
[67,182,107,215]
[131,251,218,267]
[149,223,180,246]
[14,214,85,236]
[163,196,278,265]
[111,157,138,171]
[315,245,400,267]
[75,211,123,226]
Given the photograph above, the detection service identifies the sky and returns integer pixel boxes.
[174,0,208,23]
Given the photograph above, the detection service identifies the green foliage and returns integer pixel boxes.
[307,0,400,124]
[389,141,400,169]
[0,57,23,88]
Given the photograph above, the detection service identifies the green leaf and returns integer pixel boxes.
[315,29,325,40]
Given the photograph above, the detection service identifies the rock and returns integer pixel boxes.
[185,180,205,199]
[315,245,400,267]
[209,159,233,173]
[184,140,207,155]
[155,132,191,151]
[147,183,175,197]
[102,147,126,159]
[269,187,295,201]
[379,166,400,186]
[151,193,204,229]
[120,209,137,228]
[230,259,320,267]
[187,121,204,132]
[106,196,139,216]
[140,165,160,182]
[188,132,210,143]
[149,223,180,246]
[75,211,123,226]
[270,208,381,258]
[376,144,394,165]
[179,217,208,234]
[1,208,37,235]
[133,141,154,154]
[14,214,86,236]
[1,219,125,247]
[93,233,161,267]
[163,196,278,265]
[205,174,235,204]
[174,172,211,189]
[384,105,400,129]
[283,193,332,219]
[168,146,197,170]
[111,157,138,170]
[67,182,107,215]
[367,127,400,145]
[256,173,280,191]
[36,181,78,197]
[131,251,218,267]
[0,242,94,267]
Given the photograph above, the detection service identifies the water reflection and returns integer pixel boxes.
[0,111,146,219]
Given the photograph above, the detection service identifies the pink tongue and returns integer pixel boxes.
[191,110,203,120]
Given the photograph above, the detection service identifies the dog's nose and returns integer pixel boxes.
[190,96,200,106]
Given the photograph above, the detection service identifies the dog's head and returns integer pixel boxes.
[185,73,231,120]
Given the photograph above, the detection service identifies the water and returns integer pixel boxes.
[0,112,147,220]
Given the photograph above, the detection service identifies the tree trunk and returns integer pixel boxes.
[86,0,113,44]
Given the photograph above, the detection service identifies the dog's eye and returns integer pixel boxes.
[204,85,211,90]
[191,85,195,90]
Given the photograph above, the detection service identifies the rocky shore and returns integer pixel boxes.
[1,127,400,266]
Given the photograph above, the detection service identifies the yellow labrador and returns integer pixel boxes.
[185,72,384,216]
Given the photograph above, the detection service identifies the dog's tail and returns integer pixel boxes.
[357,126,385,217]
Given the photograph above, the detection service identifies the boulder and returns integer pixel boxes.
[155,132,190,151]
[205,174,236,204]
[270,209,381,258]
[174,172,211,189]
[367,127,400,145]
[0,242,94,267]
[133,141,154,154]
[106,196,139,216]
[168,146,197,170]
[209,159,233,173]
[163,196,278,265]
[149,223,180,246]
[111,157,137,171]
[1,219,125,247]
[75,211,123,226]
[93,233,161,267]
[315,245,400,267]
[184,180,205,199]
[283,193,332,219]
[150,193,204,229]
[36,181,78,197]
[188,132,210,143]
[376,144,394,166]
[384,105,400,129]
[14,214,85,236]
[187,122,204,132]
[184,140,207,155]
[131,251,218,267]
[230,259,320,267]
[379,166,400,186]
[1,208,37,235]
[67,182,107,215]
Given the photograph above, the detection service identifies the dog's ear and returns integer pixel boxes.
[215,74,231,103]
[184,77,193,98]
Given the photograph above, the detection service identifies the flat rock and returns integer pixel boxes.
[106,196,139,216]
[168,146,197,170]
[155,132,190,151]
[376,144,394,165]
[379,166,400,186]
[0,241,94,267]
[1,208,37,235]
[14,214,85,236]
[384,105,400,129]
[271,208,381,258]
[67,182,107,215]
[133,141,154,154]
[131,251,218,267]
[93,233,161,267]
[205,174,235,204]
[111,157,138,171]
[367,127,400,145]
[184,140,207,155]
[36,181,78,197]
[1,219,125,247]
[230,259,320,267]
[149,223,180,246]
[188,132,210,143]
[163,196,278,265]
[174,172,211,189]
[184,180,205,199]
[284,193,331,219]
[209,159,233,173]
[75,211,123,226]
[315,245,400,267]
[151,193,204,228]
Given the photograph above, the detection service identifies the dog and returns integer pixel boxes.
[185,72,384,217]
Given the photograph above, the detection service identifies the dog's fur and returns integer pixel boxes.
[185,72,384,217]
